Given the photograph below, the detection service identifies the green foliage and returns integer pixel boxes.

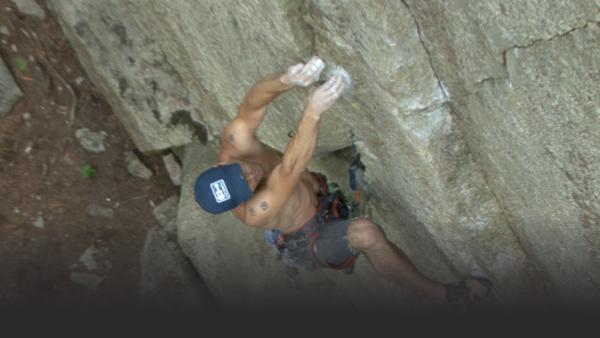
[80,164,96,179]
[14,56,28,72]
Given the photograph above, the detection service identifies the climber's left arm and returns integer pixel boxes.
[219,74,292,157]
[221,57,325,157]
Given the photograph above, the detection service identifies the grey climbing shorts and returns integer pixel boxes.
[278,216,359,271]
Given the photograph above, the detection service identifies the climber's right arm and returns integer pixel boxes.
[235,75,346,227]
[220,57,325,158]
[220,74,292,157]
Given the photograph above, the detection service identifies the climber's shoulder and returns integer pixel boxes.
[218,121,282,167]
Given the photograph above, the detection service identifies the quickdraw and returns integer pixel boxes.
[348,143,366,218]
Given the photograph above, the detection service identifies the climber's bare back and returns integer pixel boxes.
[217,132,320,234]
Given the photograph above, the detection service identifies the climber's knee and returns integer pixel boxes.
[347,218,385,252]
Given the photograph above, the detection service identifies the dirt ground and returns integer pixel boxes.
[0,0,178,308]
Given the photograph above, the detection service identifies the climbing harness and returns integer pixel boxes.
[264,172,355,272]
[264,144,366,273]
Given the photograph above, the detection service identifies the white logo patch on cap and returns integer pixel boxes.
[210,179,231,203]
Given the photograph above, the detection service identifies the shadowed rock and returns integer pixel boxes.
[162,153,182,186]
[138,226,216,309]
[0,56,22,117]
[152,195,178,235]
[11,0,47,19]
[125,151,153,179]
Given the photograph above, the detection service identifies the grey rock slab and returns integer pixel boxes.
[75,128,106,153]
[125,151,153,179]
[0,55,23,117]
[49,0,349,153]
[170,146,186,163]
[307,0,533,303]
[49,0,216,152]
[0,26,9,36]
[406,0,600,303]
[152,195,178,235]
[309,0,446,113]
[463,24,600,303]
[86,203,114,219]
[403,0,598,93]
[11,0,46,19]
[162,153,181,186]
[138,226,215,309]
[70,272,102,290]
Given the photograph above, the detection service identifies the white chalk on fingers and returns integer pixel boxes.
[314,58,325,69]
[332,67,351,88]
[328,78,342,89]
[290,64,303,75]
[322,62,352,97]
[324,75,337,84]
[308,62,324,78]
[314,62,325,77]
[308,55,323,64]
[329,86,344,97]
[326,75,343,90]
[305,65,318,75]
[321,77,337,90]
[307,57,324,71]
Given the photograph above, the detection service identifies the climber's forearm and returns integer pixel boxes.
[220,57,328,159]
[279,74,345,174]
[280,109,320,176]
[235,73,293,133]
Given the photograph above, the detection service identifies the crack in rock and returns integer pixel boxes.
[399,0,448,105]
[477,22,594,87]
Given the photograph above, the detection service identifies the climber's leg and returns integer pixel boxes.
[346,218,446,299]
[347,218,493,303]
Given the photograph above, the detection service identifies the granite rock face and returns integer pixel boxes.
[162,153,182,186]
[0,56,22,117]
[11,0,47,19]
[50,0,600,306]
[404,0,600,303]
[125,151,153,179]
[138,225,215,309]
[152,194,179,235]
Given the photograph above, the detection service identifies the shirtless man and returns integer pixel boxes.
[194,56,492,304]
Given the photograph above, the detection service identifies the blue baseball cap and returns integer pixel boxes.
[194,163,253,214]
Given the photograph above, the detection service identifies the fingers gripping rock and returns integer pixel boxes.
[284,56,325,87]
[324,63,352,95]
[306,75,347,116]
[326,75,345,96]
[281,57,352,116]
[287,63,303,76]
